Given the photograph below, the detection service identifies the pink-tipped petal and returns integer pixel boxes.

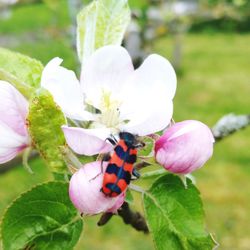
[62,126,113,156]
[81,45,134,109]
[0,80,28,136]
[0,149,23,164]
[41,58,93,121]
[120,54,176,136]
[0,121,28,164]
[69,161,124,215]
[106,192,125,213]
[155,120,214,174]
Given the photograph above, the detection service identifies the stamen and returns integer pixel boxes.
[98,90,122,128]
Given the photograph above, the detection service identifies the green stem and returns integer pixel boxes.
[22,147,33,174]
[60,146,82,173]
[141,169,166,179]
[129,184,146,194]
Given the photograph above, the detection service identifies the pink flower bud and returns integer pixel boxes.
[155,120,214,174]
[106,192,125,213]
[69,161,125,215]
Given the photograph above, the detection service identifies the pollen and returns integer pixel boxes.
[101,90,121,110]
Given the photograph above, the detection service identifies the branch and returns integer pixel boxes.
[117,202,149,233]
[212,113,250,141]
[134,161,151,171]
[98,202,149,234]
[97,213,114,226]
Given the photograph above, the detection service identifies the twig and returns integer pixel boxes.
[212,113,250,141]
[118,202,149,233]
[134,161,151,171]
[97,202,149,234]
[97,213,114,226]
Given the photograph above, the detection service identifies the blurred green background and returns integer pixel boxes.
[0,0,250,249]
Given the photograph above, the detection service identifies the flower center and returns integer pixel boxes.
[98,90,122,129]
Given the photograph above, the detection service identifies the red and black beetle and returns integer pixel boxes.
[101,132,144,197]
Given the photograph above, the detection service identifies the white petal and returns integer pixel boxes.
[41,57,93,121]
[0,80,28,136]
[121,100,173,136]
[62,126,113,156]
[142,54,177,100]
[0,121,28,164]
[120,54,176,135]
[80,45,134,109]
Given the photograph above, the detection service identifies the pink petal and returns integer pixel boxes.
[0,80,28,136]
[0,149,23,164]
[69,161,124,215]
[62,126,113,156]
[155,120,214,174]
[106,192,125,213]
[0,121,28,164]
[80,45,134,109]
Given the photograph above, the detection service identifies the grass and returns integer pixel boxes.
[0,3,250,250]
[0,2,70,35]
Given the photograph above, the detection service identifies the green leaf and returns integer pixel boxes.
[125,188,134,204]
[77,0,131,64]
[1,182,83,250]
[28,89,67,173]
[143,174,217,250]
[0,47,43,98]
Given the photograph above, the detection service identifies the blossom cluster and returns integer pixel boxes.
[0,45,214,215]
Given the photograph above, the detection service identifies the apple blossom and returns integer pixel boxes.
[41,45,176,156]
[155,120,214,174]
[0,80,30,164]
[69,161,125,215]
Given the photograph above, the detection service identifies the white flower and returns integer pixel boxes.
[41,45,176,155]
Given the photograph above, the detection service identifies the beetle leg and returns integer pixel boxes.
[101,153,111,173]
[90,154,111,181]
[134,141,145,148]
[105,134,118,146]
[131,168,141,179]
